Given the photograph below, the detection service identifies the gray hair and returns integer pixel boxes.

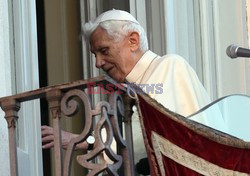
[83,20,148,52]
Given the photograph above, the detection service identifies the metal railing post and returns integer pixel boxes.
[47,90,63,176]
[1,99,20,176]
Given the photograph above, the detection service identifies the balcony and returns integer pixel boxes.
[0,75,135,176]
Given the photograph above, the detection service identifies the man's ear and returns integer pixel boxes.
[128,32,140,51]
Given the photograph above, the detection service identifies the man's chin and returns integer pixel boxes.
[105,71,125,83]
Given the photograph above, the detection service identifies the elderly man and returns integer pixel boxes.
[84,9,210,116]
[42,9,211,174]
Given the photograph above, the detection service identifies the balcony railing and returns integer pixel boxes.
[0,75,135,176]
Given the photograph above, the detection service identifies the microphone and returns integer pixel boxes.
[226,44,250,58]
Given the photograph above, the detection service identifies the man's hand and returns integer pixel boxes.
[41,125,87,150]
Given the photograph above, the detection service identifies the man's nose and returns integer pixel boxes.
[95,55,105,68]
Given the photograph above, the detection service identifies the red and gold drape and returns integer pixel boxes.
[137,94,250,176]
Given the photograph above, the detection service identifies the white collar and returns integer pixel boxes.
[126,50,158,83]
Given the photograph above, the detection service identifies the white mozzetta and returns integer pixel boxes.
[126,50,212,164]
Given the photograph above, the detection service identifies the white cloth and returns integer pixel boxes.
[126,50,211,117]
[126,50,212,164]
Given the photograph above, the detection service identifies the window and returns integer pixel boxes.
[132,0,249,100]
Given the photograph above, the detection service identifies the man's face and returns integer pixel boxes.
[90,27,135,82]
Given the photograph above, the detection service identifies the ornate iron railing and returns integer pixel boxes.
[0,75,135,176]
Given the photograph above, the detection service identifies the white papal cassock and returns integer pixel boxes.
[126,50,213,164]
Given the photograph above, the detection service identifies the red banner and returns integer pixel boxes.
[137,94,250,176]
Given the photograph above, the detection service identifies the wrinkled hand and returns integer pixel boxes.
[41,125,87,150]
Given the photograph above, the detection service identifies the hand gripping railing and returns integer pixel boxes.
[0,76,135,176]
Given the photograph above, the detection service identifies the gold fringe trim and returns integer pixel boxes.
[151,131,249,176]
